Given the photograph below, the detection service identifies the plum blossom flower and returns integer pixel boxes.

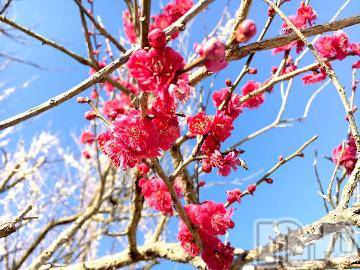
[241,80,264,109]
[201,135,221,155]
[79,131,95,144]
[302,68,327,85]
[122,10,137,44]
[151,0,193,39]
[150,93,180,150]
[274,2,316,53]
[102,93,132,120]
[178,201,235,269]
[315,31,349,60]
[98,110,160,169]
[212,88,242,119]
[128,47,184,94]
[332,135,358,175]
[202,150,242,176]
[188,112,212,135]
[139,177,183,215]
[226,189,242,205]
[201,237,234,270]
[210,112,234,142]
[169,73,194,103]
[148,28,167,49]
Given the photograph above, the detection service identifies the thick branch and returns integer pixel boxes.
[0,15,92,66]
[189,14,360,86]
[0,50,133,132]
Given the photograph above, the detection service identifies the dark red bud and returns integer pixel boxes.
[85,111,97,120]
[247,184,257,194]
[265,178,273,184]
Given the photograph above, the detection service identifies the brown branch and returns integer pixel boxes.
[0,0,13,15]
[189,14,360,86]
[12,214,80,270]
[0,0,214,131]
[73,0,127,53]
[126,175,144,258]
[140,0,151,48]
[0,50,133,132]
[264,2,360,150]
[0,15,92,66]
[0,205,32,238]
[151,158,203,251]
[253,257,360,269]
[227,0,253,45]
[49,242,203,270]
[233,204,360,268]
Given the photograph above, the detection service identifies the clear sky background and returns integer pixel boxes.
[1,0,360,269]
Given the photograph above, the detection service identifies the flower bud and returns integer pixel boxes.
[85,111,97,120]
[268,6,275,17]
[77,97,88,103]
[225,79,232,87]
[82,150,91,159]
[202,162,212,173]
[148,28,167,49]
[247,184,256,194]
[265,178,273,184]
[235,19,257,43]
[198,180,206,187]
[248,68,257,74]
[201,38,226,61]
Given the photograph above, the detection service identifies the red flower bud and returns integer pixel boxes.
[85,111,97,120]
[148,28,167,49]
[265,178,273,184]
[198,180,206,187]
[247,184,256,194]
[278,155,284,161]
[248,68,257,74]
[235,19,257,43]
[268,6,275,17]
[297,152,304,158]
[82,150,91,159]
[202,162,212,173]
[225,79,232,87]
[201,38,226,61]
[77,97,88,103]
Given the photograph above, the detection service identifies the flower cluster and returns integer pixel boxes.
[274,2,317,54]
[315,31,350,60]
[98,110,159,169]
[139,177,183,215]
[212,88,243,119]
[332,135,358,175]
[187,110,238,170]
[302,32,360,84]
[202,150,242,176]
[128,47,185,95]
[178,201,235,270]
[98,92,181,169]
[241,80,264,109]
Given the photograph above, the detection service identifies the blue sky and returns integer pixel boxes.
[1,0,360,268]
